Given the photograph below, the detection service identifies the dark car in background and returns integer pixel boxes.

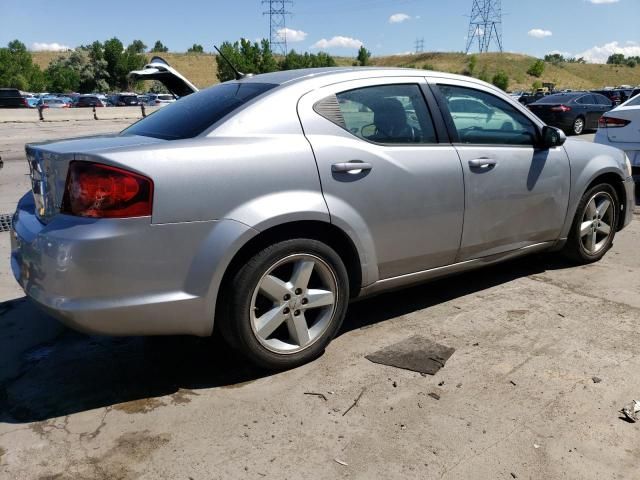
[591,89,634,106]
[108,93,140,106]
[73,95,107,108]
[0,88,29,108]
[527,92,612,135]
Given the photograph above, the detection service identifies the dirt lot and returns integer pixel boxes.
[0,121,639,480]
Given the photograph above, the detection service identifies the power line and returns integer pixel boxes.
[262,0,293,56]
[465,0,503,54]
[415,38,424,54]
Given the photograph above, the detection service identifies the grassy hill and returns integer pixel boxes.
[31,51,640,91]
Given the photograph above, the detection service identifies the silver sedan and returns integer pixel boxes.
[11,68,636,369]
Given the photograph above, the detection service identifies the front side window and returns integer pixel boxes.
[438,85,538,145]
[322,84,437,144]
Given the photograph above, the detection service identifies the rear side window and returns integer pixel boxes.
[595,94,612,106]
[122,82,277,140]
[437,85,538,146]
[317,84,437,144]
[577,95,595,105]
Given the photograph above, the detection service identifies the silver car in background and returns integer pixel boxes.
[11,68,635,369]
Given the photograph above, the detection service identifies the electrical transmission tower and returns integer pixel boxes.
[415,38,424,54]
[465,0,503,54]
[262,0,293,56]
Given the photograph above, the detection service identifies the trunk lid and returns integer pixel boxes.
[26,134,164,223]
[128,56,199,98]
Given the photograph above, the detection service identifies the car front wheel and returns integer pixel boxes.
[218,239,349,370]
[562,183,619,264]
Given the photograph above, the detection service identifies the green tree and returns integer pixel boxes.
[467,54,477,75]
[0,40,45,91]
[606,53,626,65]
[544,53,565,64]
[356,45,371,66]
[527,59,545,77]
[187,44,204,53]
[491,71,509,91]
[216,39,282,82]
[477,67,490,82]
[531,80,543,91]
[626,58,637,68]
[45,55,81,92]
[151,40,169,53]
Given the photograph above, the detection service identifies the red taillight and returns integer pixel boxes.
[598,116,631,128]
[61,161,153,218]
[22,98,29,107]
[550,105,571,112]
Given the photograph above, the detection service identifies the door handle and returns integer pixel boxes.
[468,158,497,169]
[331,162,373,173]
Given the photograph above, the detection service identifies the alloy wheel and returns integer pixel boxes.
[250,254,338,354]
[579,191,615,255]
[573,117,584,135]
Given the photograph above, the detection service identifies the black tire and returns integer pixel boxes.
[217,239,349,370]
[561,183,619,264]
[570,116,585,136]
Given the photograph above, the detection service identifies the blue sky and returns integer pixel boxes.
[1,0,638,63]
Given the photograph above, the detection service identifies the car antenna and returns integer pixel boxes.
[214,45,251,80]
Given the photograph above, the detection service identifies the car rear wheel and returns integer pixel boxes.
[562,183,618,264]
[571,116,585,135]
[218,239,349,370]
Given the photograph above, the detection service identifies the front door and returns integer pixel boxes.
[298,78,465,281]
[432,80,571,261]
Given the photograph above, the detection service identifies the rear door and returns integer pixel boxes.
[430,79,571,261]
[298,77,465,280]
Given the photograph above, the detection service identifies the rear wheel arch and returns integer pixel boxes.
[214,221,363,334]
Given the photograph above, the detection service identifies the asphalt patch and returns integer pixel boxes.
[365,335,455,375]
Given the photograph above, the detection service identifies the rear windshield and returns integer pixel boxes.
[533,94,580,104]
[627,95,640,107]
[0,89,20,97]
[122,82,278,140]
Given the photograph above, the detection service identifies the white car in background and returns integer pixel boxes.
[147,93,177,106]
[595,94,640,170]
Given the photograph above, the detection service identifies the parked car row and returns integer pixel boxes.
[0,88,177,108]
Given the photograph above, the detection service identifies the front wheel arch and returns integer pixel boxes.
[584,173,627,230]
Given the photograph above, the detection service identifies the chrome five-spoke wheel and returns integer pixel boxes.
[219,238,349,369]
[580,191,614,255]
[251,254,338,354]
[562,183,618,264]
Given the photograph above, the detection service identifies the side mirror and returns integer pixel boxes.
[540,126,566,148]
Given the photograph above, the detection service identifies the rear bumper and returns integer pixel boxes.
[11,192,256,336]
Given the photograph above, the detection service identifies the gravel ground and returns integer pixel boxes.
[0,122,639,480]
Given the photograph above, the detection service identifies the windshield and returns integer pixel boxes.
[122,82,278,140]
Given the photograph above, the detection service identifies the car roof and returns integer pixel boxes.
[236,66,469,86]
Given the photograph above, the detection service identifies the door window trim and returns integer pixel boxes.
[314,82,443,147]
[430,82,544,148]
